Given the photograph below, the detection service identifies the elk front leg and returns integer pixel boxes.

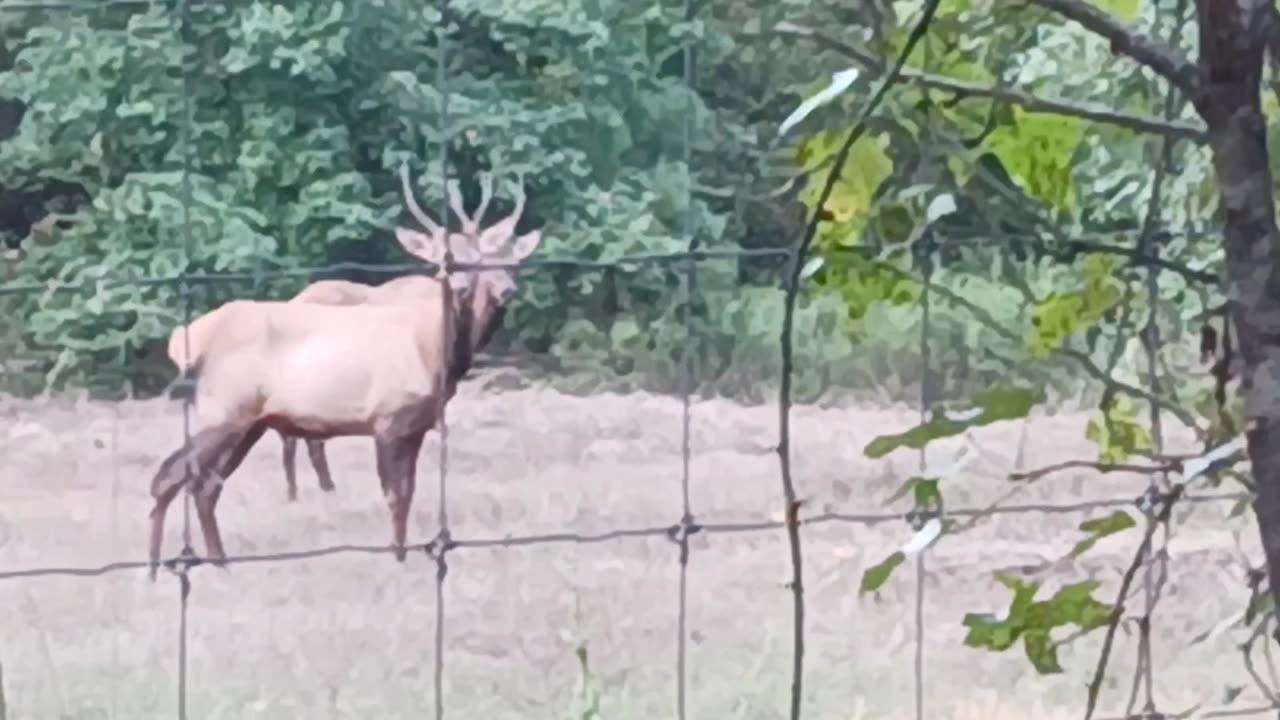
[375,428,425,562]
[306,439,336,493]
[280,432,299,502]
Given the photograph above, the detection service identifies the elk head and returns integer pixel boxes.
[393,159,543,355]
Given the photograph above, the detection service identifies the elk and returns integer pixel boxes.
[151,159,541,577]
[169,171,520,502]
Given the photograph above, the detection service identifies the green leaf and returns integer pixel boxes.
[1068,510,1137,558]
[864,386,1040,458]
[963,574,1115,672]
[1028,253,1122,357]
[1042,580,1113,630]
[912,478,940,508]
[795,131,893,233]
[883,476,941,509]
[860,551,906,595]
[1085,394,1153,464]
[1091,0,1140,21]
[1022,629,1063,674]
[962,613,1023,652]
[983,107,1085,212]
[994,572,1041,619]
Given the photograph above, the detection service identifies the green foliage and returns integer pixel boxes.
[962,575,1115,674]
[984,108,1086,213]
[1068,510,1137,558]
[860,551,906,595]
[0,0,801,394]
[885,476,942,509]
[1028,253,1123,358]
[863,386,1040,458]
[1085,394,1153,463]
[1094,0,1141,21]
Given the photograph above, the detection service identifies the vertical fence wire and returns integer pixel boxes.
[912,31,937,720]
[915,235,932,720]
[174,0,196,716]
[432,1,454,718]
[674,0,699,717]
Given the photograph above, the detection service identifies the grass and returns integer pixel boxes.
[0,366,1269,719]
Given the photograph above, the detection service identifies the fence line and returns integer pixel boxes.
[0,238,1221,298]
[0,490,1254,584]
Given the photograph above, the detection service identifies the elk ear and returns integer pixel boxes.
[508,229,542,261]
[475,217,518,254]
[395,226,447,265]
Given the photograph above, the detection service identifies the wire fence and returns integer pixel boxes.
[0,0,1276,719]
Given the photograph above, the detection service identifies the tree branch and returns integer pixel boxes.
[771,22,1206,142]
[1009,459,1177,483]
[1030,0,1199,95]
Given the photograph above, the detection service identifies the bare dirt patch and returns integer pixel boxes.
[0,370,1266,719]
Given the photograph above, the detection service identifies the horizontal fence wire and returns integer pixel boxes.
[0,491,1254,582]
[0,233,1219,297]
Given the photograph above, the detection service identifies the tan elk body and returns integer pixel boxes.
[167,172,519,502]
[150,160,541,574]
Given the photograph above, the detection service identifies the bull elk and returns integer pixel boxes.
[151,159,541,577]
[169,170,522,502]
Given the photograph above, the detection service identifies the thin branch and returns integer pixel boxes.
[1009,459,1179,483]
[1241,613,1280,707]
[1030,0,1199,94]
[770,22,1206,142]
[776,1,943,718]
[1084,485,1184,720]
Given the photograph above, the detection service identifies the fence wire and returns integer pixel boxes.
[0,1,1274,719]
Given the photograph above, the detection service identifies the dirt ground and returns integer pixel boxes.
[0,367,1270,720]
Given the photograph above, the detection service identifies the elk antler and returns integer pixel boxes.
[446,172,495,235]
[399,160,443,237]
[475,171,527,253]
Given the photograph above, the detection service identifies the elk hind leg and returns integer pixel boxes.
[306,439,336,493]
[148,426,241,580]
[195,422,268,567]
[280,432,299,502]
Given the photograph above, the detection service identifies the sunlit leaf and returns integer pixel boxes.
[864,386,1040,458]
[860,551,906,595]
[1085,394,1153,464]
[1068,510,1137,558]
[984,107,1085,212]
[1028,253,1122,357]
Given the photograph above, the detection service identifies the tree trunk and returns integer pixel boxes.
[1195,0,1280,625]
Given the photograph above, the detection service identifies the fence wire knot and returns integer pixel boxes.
[158,544,201,599]
[163,544,202,574]
[423,528,456,561]
[903,506,942,532]
[1133,486,1174,516]
[665,515,702,546]
[168,375,197,402]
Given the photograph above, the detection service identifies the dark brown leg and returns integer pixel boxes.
[195,422,267,566]
[147,426,241,581]
[375,429,425,562]
[280,432,299,502]
[306,439,336,493]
